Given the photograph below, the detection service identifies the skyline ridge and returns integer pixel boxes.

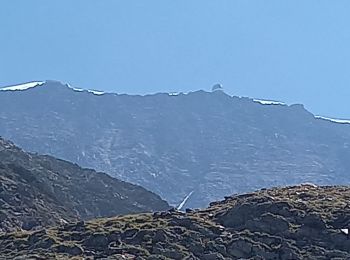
[1,79,350,122]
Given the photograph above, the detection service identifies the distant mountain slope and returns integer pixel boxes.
[0,137,169,232]
[1,185,350,259]
[1,80,350,208]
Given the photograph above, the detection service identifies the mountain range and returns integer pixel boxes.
[1,80,350,208]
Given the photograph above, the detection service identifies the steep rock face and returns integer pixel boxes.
[1,80,350,208]
[0,137,169,232]
[1,185,350,259]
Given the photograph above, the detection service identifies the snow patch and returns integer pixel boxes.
[68,84,84,92]
[66,84,105,95]
[87,89,105,95]
[315,116,350,124]
[253,99,286,105]
[0,81,45,91]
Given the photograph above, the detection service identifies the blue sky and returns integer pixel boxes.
[1,1,350,118]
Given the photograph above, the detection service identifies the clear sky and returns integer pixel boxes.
[1,1,350,118]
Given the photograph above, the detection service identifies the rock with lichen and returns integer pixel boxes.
[1,184,350,259]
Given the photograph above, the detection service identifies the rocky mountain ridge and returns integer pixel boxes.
[0,137,169,232]
[1,184,349,259]
[1,80,350,208]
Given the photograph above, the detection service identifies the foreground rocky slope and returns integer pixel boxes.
[1,81,350,208]
[0,138,169,232]
[1,185,349,259]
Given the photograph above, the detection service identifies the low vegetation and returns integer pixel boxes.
[1,184,350,259]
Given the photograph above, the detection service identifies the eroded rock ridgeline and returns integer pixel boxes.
[0,137,169,233]
[1,184,350,259]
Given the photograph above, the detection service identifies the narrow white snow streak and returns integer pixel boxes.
[67,84,105,95]
[253,99,286,105]
[177,191,194,210]
[87,90,105,95]
[315,116,350,124]
[0,81,44,91]
[71,88,84,92]
[168,92,180,96]
[0,81,104,96]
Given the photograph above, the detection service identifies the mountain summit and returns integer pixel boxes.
[1,80,350,208]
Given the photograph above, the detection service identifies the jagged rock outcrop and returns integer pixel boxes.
[1,185,349,259]
[1,80,350,208]
[0,137,169,232]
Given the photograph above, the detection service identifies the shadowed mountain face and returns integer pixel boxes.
[1,80,350,208]
[0,137,169,232]
[1,185,350,259]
